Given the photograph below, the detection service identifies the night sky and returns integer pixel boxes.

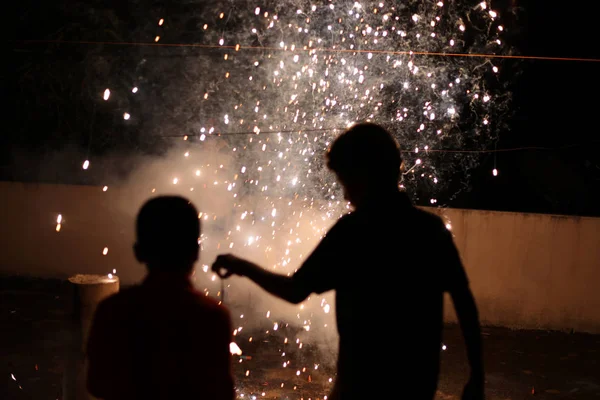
[7,0,600,216]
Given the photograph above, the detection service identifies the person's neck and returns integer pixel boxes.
[146,266,192,278]
[357,186,403,209]
[366,185,400,198]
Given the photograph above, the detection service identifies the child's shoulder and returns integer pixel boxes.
[188,288,231,317]
[97,284,143,308]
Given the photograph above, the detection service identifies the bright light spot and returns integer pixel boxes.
[103,89,110,100]
[82,160,90,170]
[102,186,108,191]
[132,87,138,93]
[123,113,131,120]
[102,247,108,255]
[230,342,243,355]
[493,168,498,176]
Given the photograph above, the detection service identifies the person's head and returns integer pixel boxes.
[326,122,403,207]
[134,196,200,274]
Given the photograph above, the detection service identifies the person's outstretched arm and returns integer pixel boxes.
[451,286,484,398]
[213,255,311,304]
[442,225,484,399]
[213,216,348,304]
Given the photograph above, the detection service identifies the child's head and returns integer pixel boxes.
[326,122,402,206]
[134,196,200,274]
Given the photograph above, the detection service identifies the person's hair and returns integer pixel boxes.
[135,196,200,271]
[326,122,402,186]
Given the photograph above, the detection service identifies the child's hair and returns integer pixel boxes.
[136,196,200,269]
[326,122,402,185]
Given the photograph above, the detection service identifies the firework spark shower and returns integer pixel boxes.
[91,0,513,397]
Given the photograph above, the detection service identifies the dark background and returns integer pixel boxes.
[7,0,600,216]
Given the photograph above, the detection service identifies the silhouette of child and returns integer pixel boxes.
[87,196,234,400]
[213,123,484,400]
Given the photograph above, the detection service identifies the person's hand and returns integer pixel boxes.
[212,254,251,278]
[462,376,484,400]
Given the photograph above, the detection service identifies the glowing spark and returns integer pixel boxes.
[103,89,110,100]
[82,160,89,170]
[102,247,108,255]
[230,342,243,355]
[123,113,131,120]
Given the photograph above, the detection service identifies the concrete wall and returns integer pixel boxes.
[1,181,599,333]
[430,207,600,333]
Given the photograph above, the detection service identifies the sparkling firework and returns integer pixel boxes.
[96,1,511,397]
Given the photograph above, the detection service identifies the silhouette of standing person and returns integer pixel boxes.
[87,196,235,400]
[213,123,484,400]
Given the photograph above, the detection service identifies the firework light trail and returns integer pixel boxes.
[89,1,511,398]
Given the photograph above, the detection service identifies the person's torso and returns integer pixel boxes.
[332,195,447,396]
[104,281,227,398]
